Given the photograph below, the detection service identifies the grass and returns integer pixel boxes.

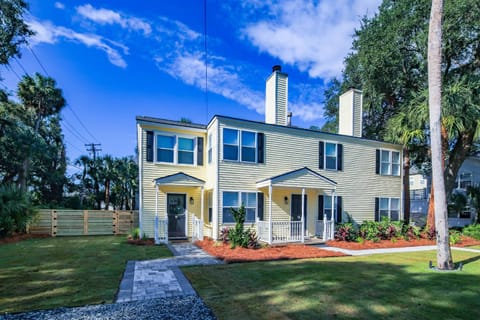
[0,236,171,313]
[183,250,480,320]
[467,245,480,250]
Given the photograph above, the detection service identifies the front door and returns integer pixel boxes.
[167,194,186,238]
[291,194,307,230]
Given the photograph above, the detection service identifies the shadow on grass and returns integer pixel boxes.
[183,253,480,320]
[456,254,480,266]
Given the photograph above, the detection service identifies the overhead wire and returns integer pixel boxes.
[63,118,90,144]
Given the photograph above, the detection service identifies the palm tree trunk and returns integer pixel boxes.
[428,0,453,270]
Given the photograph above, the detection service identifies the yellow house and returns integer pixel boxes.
[136,66,403,244]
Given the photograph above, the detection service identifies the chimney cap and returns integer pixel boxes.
[272,65,282,72]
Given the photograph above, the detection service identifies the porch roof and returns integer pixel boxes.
[153,172,205,187]
[256,167,337,189]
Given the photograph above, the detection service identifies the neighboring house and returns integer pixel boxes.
[410,156,480,227]
[137,66,403,244]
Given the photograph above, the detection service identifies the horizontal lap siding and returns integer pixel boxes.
[217,118,402,227]
[140,125,207,237]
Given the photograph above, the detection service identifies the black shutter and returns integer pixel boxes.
[257,132,265,163]
[375,197,380,221]
[337,144,343,171]
[336,196,343,223]
[257,192,264,220]
[375,149,380,174]
[319,141,324,169]
[318,195,324,220]
[197,137,204,166]
[146,131,154,162]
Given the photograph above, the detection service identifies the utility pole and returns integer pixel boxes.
[85,143,102,161]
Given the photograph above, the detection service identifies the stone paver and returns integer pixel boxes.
[116,242,222,303]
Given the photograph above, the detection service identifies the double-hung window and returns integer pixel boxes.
[319,141,343,171]
[207,133,212,164]
[457,172,472,189]
[376,197,400,221]
[377,149,400,176]
[323,196,336,220]
[223,128,263,163]
[222,191,257,223]
[156,134,197,165]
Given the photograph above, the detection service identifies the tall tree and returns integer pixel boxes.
[428,0,453,270]
[17,73,66,191]
[0,0,33,66]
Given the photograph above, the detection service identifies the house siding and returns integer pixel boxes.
[216,117,402,234]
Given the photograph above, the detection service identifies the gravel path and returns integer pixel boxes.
[0,296,216,320]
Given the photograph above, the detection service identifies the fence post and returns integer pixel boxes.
[83,211,88,235]
[51,210,57,236]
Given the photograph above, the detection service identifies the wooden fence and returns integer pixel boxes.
[29,209,139,236]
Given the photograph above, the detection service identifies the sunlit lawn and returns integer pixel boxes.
[0,236,171,313]
[183,250,480,320]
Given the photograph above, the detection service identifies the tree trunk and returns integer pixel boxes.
[105,179,110,210]
[428,0,453,270]
[403,148,411,224]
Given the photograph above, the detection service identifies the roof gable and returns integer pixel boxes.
[154,172,205,187]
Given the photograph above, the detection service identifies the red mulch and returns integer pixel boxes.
[195,239,346,263]
[0,233,51,245]
[326,236,480,250]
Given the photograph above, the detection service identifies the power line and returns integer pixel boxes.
[64,139,85,154]
[203,0,209,123]
[5,63,22,81]
[27,45,49,77]
[67,106,100,143]
[63,117,90,143]
[63,119,90,145]
[14,58,28,76]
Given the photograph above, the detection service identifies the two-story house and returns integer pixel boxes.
[136,66,403,244]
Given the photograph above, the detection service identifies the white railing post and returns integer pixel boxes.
[154,187,159,244]
[268,184,273,245]
[323,214,327,241]
[301,188,305,243]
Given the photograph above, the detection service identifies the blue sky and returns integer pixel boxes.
[1,0,381,172]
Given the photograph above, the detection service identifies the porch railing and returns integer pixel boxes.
[256,220,304,244]
[154,216,168,244]
[191,214,204,242]
[315,220,335,241]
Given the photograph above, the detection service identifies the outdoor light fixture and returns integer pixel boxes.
[189,197,194,205]
[284,196,288,205]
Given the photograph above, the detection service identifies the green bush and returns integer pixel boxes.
[0,184,37,237]
[335,223,358,241]
[449,230,462,245]
[462,224,480,240]
[128,227,141,240]
[228,205,258,249]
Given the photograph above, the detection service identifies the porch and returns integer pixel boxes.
[255,167,338,244]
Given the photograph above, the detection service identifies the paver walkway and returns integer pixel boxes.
[116,242,222,303]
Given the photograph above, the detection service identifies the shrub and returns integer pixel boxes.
[402,224,421,240]
[0,184,37,237]
[359,221,381,241]
[462,224,480,240]
[423,225,436,240]
[128,227,141,240]
[335,223,358,241]
[228,205,259,249]
[219,227,230,244]
[449,230,462,245]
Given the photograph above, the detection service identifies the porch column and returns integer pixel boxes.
[268,184,272,244]
[301,188,305,243]
[330,189,335,240]
[154,185,159,244]
[200,187,204,240]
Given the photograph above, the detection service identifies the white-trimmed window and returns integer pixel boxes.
[377,197,400,221]
[223,128,259,163]
[457,172,472,189]
[325,142,337,170]
[156,134,197,165]
[323,196,337,220]
[379,150,400,176]
[207,133,213,164]
[222,191,257,223]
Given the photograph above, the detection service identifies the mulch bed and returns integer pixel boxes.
[326,236,480,250]
[127,238,155,246]
[0,233,50,245]
[195,239,346,263]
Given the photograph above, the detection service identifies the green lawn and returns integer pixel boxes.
[183,251,480,320]
[0,236,171,313]
[466,245,480,250]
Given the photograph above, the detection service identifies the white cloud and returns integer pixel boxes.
[289,102,324,122]
[27,19,128,68]
[241,0,381,79]
[54,2,65,10]
[76,4,151,35]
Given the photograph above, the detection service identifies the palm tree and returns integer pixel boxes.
[17,73,66,192]
[428,0,453,270]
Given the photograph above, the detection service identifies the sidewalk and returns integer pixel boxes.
[317,244,480,256]
[116,242,223,303]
